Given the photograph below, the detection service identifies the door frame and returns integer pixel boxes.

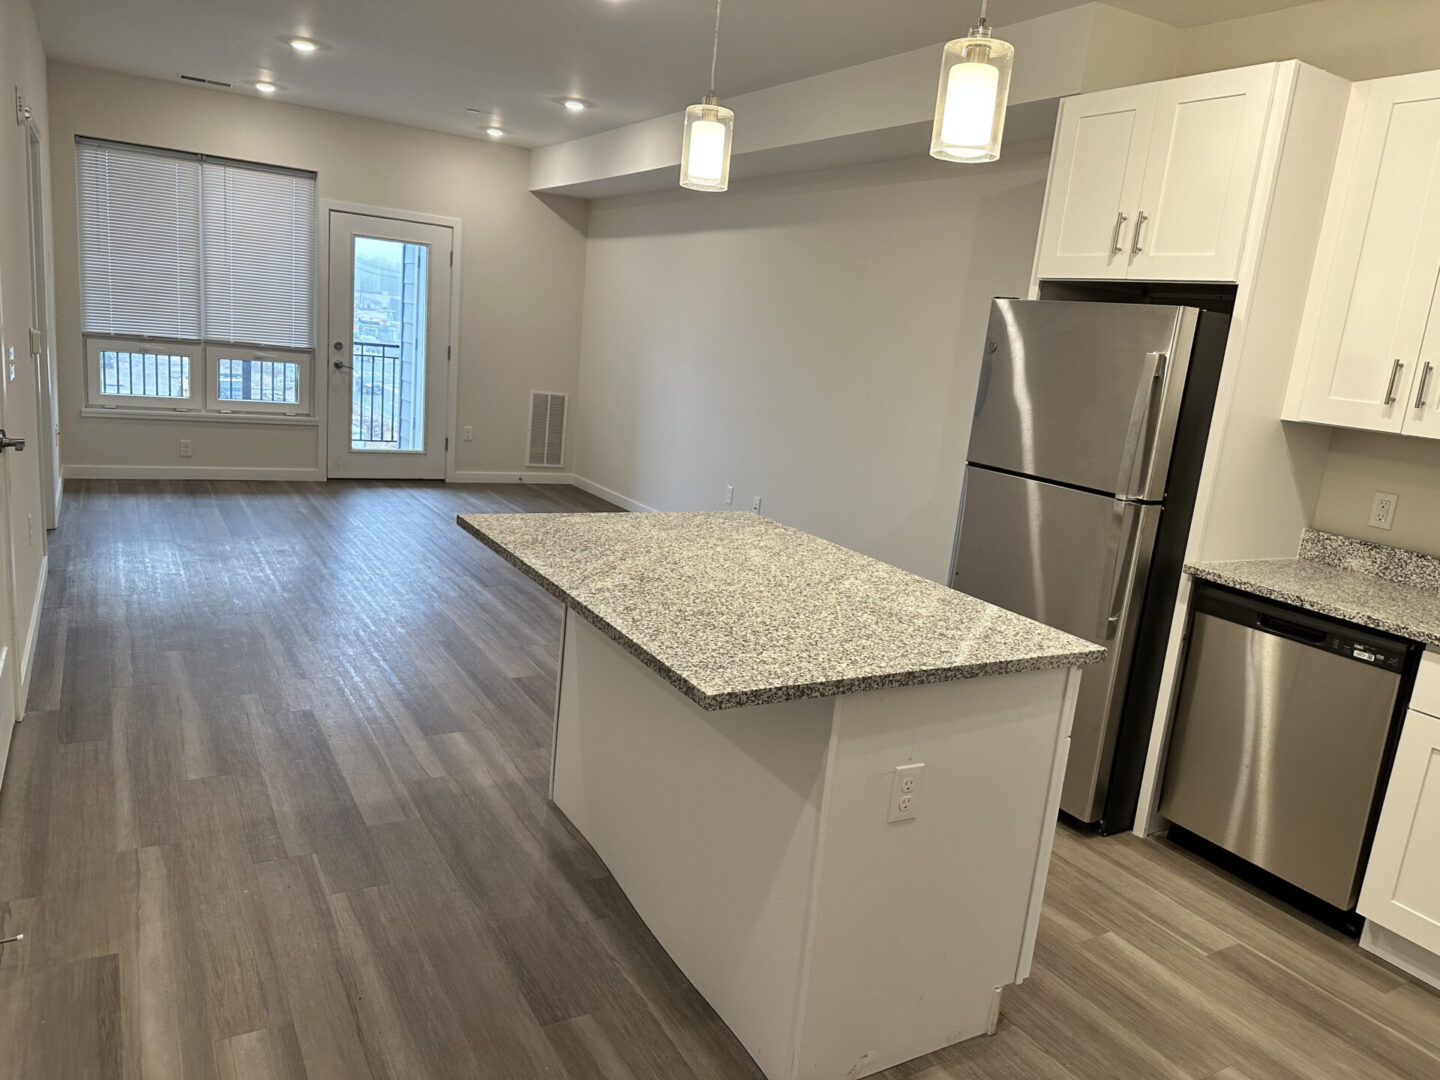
[317,200,462,480]
[23,118,59,530]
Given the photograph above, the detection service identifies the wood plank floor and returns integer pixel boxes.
[1,479,1437,1079]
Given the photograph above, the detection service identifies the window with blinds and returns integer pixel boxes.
[75,138,316,414]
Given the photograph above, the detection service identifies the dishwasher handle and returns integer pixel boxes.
[1256,612,1328,645]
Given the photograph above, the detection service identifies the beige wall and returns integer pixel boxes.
[1178,0,1440,82]
[575,147,1050,581]
[0,0,55,707]
[1313,430,1440,558]
[47,62,588,479]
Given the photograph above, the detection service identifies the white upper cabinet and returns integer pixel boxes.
[1035,64,1280,283]
[1034,84,1154,279]
[1128,66,1277,281]
[1288,71,1440,437]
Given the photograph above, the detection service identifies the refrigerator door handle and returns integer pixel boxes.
[1098,501,1136,640]
[1114,350,1167,500]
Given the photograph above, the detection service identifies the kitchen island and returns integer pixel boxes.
[457,511,1104,1080]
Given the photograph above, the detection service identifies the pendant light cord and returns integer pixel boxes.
[709,0,724,95]
[978,0,989,27]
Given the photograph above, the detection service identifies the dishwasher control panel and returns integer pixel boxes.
[1326,636,1406,671]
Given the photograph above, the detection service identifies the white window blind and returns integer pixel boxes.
[75,138,315,350]
[201,162,315,349]
[76,141,202,339]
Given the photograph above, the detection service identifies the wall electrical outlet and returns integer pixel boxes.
[888,763,924,823]
[462,426,473,442]
[179,439,193,458]
[1369,491,1398,530]
[725,484,734,505]
[752,495,762,513]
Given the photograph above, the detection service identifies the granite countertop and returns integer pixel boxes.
[457,511,1106,710]
[1186,530,1440,646]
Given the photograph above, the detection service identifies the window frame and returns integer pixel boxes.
[85,335,202,411]
[204,343,313,416]
[75,137,319,420]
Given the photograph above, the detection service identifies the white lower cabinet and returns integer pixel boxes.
[1359,671,1440,960]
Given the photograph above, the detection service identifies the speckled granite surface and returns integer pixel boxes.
[1298,529,1440,591]
[457,511,1106,711]
[1186,530,1440,646]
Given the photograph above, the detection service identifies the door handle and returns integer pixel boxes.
[1099,501,1133,640]
[1131,211,1148,256]
[1415,361,1434,410]
[1383,358,1404,405]
[1110,211,1128,256]
[0,430,26,452]
[333,359,352,371]
[1115,351,1167,500]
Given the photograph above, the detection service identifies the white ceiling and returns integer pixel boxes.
[33,0,1317,148]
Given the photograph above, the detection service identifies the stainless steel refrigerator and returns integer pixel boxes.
[950,298,1230,833]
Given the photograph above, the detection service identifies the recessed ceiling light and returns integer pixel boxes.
[486,127,504,138]
[289,37,319,53]
[562,99,587,112]
[255,82,277,94]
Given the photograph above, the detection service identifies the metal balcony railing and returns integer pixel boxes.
[352,341,405,446]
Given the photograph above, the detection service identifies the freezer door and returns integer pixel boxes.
[969,299,1199,500]
[951,466,1162,822]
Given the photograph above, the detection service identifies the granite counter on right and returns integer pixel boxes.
[1184,529,1440,645]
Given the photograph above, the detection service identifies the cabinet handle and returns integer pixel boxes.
[1131,211,1148,256]
[1383,358,1405,406]
[1110,211,1128,256]
[1416,362,1434,410]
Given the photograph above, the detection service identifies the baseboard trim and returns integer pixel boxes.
[63,464,324,482]
[571,475,657,513]
[1360,921,1440,992]
[449,470,576,485]
[18,553,47,714]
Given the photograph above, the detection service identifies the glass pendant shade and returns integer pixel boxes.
[680,94,734,192]
[930,28,1013,163]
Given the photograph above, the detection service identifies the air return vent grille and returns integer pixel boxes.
[527,391,567,468]
[179,74,233,88]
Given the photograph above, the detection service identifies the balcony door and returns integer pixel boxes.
[326,210,453,478]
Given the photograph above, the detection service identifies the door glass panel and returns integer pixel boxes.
[351,236,428,451]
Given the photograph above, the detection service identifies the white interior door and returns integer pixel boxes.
[0,306,22,788]
[326,211,453,479]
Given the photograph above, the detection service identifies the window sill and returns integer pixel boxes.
[80,407,319,426]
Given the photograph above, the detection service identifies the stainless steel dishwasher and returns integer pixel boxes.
[1160,584,1420,912]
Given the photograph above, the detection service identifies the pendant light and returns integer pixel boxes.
[680,0,734,192]
[930,0,1013,164]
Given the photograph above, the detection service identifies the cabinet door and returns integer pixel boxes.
[1034,84,1155,281]
[1359,707,1440,954]
[1401,282,1440,439]
[1127,64,1277,282]
[1299,73,1440,433]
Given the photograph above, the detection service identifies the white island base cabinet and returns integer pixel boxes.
[552,614,1080,1080]
[1359,653,1440,989]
